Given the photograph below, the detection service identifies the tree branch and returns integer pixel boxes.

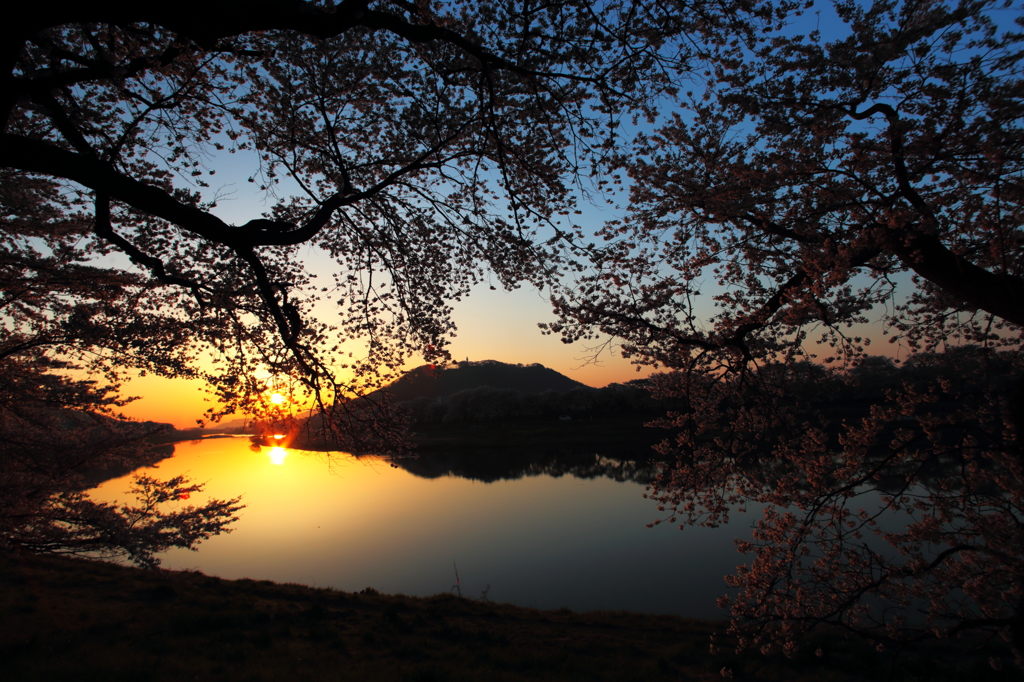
[92,193,211,305]
[890,230,1024,327]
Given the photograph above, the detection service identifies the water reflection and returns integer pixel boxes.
[88,437,751,618]
[267,446,288,465]
[386,448,659,484]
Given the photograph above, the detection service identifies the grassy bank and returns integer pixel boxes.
[1,553,1007,681]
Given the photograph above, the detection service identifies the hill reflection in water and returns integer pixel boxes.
[88,436,752,618]
[388,448,659,485]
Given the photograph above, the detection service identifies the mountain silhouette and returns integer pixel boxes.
[376,359,588,402]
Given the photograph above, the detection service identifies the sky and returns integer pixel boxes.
[118,282,656,428]
[111,0,971,428]
[114,146,656,428]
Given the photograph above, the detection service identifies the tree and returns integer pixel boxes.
[12,0,1020,666]
[2,1,725,562]
[0,0,701,435]
[548,0,1024,668]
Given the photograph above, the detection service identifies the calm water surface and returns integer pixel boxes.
[89,437,756,618]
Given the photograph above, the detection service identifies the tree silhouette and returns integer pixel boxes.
[6,0,1022,666]
[547,0,1024,668]
[0,1,713,563]
[1,0,716,437]
[0,388,244,567]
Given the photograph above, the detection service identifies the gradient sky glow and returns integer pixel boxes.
[114,179,903,429]
[118,282,657,428]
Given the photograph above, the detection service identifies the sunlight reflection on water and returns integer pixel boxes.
[267,446,288,465]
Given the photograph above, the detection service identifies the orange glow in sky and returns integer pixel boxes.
[111,270,897,429]
[113,283,657,429]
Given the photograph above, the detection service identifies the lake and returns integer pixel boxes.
[88,436,758,618]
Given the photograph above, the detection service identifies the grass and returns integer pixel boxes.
[0,552,1010,681]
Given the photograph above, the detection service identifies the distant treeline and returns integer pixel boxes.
[759,348,1021,410]
[398,348,1021,426]
[398,380,665,424]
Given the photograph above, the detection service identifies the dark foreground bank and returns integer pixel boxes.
[0,553,1008,681]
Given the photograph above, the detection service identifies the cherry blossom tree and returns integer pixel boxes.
[12,0,1021,664]
[1,1,740,562]
[548,0,1024,667]
[0,0,712,438]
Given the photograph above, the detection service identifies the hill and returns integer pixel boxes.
[296,361,662,449]
[376,359,588,402]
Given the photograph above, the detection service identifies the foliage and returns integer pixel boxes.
[547,0,1024,668]
[0,167,243,564]
[400,380,662,423]
[0,0,719,442]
